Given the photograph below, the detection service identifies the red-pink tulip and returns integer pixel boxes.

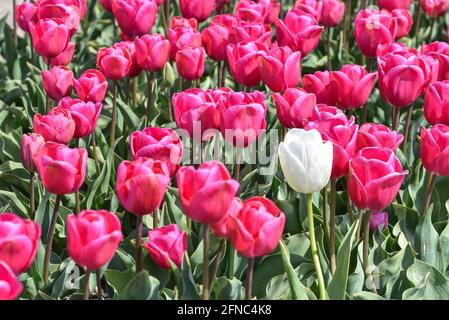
[212,14,239,30]
[354,9,396,58]
[37,0,81,36]
[0,261,22,300]
[378,49,433,108]
[41,65,73,101]
[210,198,242,239]
[226,41,268,87]
[58,97,102,138]
[112,0,157,38]
[33,142,87,195]
[275,9,323,57]
[130,127,183,177]
[170,16,198,29]
[370,211,389,232]
[100,0,114,11]
[177,161,240,224]
[220,91,267,147]
[421,42,449,81]
[96,46,132,80]
[116,158,170,215]
[175,46,205,80]
[377,41,410,57]
[305,115,358,179]
[348,147,407,211]
[357,123,404,152]
[294,0,322,21]
[272,88,316,128]
[234,22,273,49]
[420,125,449,176]
[202,24,231,61]
[179,0,215,22]
[310,104,353,123]
[16,2,38,33]
[73,69,108,103]
[260,0,280,24]
[302,70,339,106]
[21,133,45,172]
[391,9,413,39]
[319,0,345,27]
[379,0,412,10]
[168,26,202,60]
[331,64,377,110]
[0,213,41,274]
[113,41,142,78]
[135,34,170,72]
[259,46,301,92]
[29,18,70,58]
[144,224,187,269]
[235,0,267,23]
[172,89,220,139]
[424,81,449,126]
[420,0,449,17]
[33,107,75,144]
[46,42,75,66]
[67,210,123,270]
[230,197,285,258]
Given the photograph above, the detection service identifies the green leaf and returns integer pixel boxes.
[210,277,244,300]
[116,270,160,300]
[403,260,449,299]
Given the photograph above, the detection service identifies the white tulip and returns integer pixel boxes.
[278,128,333,194]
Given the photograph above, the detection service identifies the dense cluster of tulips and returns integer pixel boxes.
[1,0,449,301]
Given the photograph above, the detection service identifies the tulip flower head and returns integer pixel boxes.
[33,107,75,144]
[16,2,38,33]
[370,211,389,232]
[21,133,45,173]
[96,46,133,80]
[179,0,216,22]
[424,81,449,126]
[420,125,449,176]
[73,69,108,103]
[0,261,22,300]
[58,97,102,138]
[272,88,316,128]
[112,0,158,38]
[319,0,345,27]
[135,34,170,72]
[357,123,404,152]
[41,65,74,101]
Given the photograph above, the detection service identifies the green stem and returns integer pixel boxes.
[330,179,337,275]
[13,0,17,46]
[327,27,332,70]
[30,171,35,219]
[363,211,372,275]
[43,195,62,285]
[245,257,254,300]
[306,193,326,300]
[423,172,436,214]
[202,224,210,300]
[227,241,235,279]
[91,131,100,176]
[209,239,226,290]
[83,270,91,300]
[401,104,414,154]
[146,72,153,124]
[96,270,103,300]
[135,215,143,273]
[153,209,159,229]
[321,186,330,240]
[356,208,363,241]
[109,81,117,147]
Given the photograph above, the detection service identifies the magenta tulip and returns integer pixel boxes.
[16,2,38,33]
[378,0,412,10]
[112,0,158,38]
[41,65,74,101]
[96,46,132,80]
[319,0,345,27]
[29,18,70,58]
[302,70,339,106]
[179,0,215,22]
[357,123,404,152]
[73,69,108,103]
[33,107,75,144]
[58,97,102,138]
[391,9,413,39]
[424,81,449,126]
[421,42,449,81]
[420,125,449,176]
[0,262,22,300]
[135,34,170,72]
[21,133,45,173]
[272,88,316,128]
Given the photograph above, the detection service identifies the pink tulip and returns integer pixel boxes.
[230,197,285,258]
[348,147,407,211]
[259,46,301,92]
[37,0,81,36]
[377,41,410,57]
[294,0,322,21]
[112,0,158,38]
[113,41,142,78]
[319,0,345,27]
[202,24,231,61]
[275,9,323,57]
[370,211,389,232]
[41,65,73,101]
[226,41,268,87]
[73,69,108,103]
[130,127,183,177]
[272,88,316,128]
[135,34,170,72]
[260,0,280,24]
[235,0,267,22]
[420,125,449,176]
[234,22,273,49]
[168,26,202,60]
[116,158,170,215]
[33,107,75,144]
[170,16,198,29]
[354,9,396,58]
[100,0,114,11]
[421,42,449,81]
[211,14,239,31]
[391,9,413,39]
[144,224,188,269]
[0,213,41,274]
[357,123,404,152]
[330,64,377,110]
[0,262,22,300]
[219,91,267,147]
[302,70,339,106]
[211,198,242,239]
[21,133,45,172]
[310,104,353,123]
[420,0,449,17]
[96,46,132,80]
[177,161,240,224]
[424,81,449,126]
[67,210,123,270]
[379,0,412,10]
[16,2,38,33]
[46,42,75,66]
[175,46,205,80]
[58,97,102,138]
[29,18,69,58]
[179,0,216,22]
[305,115,358,179]
[378,49,433,108]
[33,142,87,195]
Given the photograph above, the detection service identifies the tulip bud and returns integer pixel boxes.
[230,197,286,258]
[144,224,188,269]
[20,133,45,172]
[420,125,449,176]
[113,41,142,78]
[41,65,74,101]
[370,211,389,232]
[112,0,158,38]
[0,213,41,274]
[179,0,216,22]
[135,34,170,72]
[424,81,449,126]
[175,46,205,80]
[302,70,339,106]
[16,2,38,33]
[177,161,240,224]
[162,62,176,87]
[33,107,75,144]
[357,123,404,152]
[272,88,316,128]
[73,69,108,103]
[96,46,133,80]
[29,18,70,58]
[0,262,22,300]
[168,26,202,60]
[58,97,102,138]
[279,129,333,194]
[100,0,114,11]
[34,142,88,195]
[319,0,345,27]
[202,24,230,62]
[67,210,123,270]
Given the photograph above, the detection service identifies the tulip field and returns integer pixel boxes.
[2,0,449,302]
